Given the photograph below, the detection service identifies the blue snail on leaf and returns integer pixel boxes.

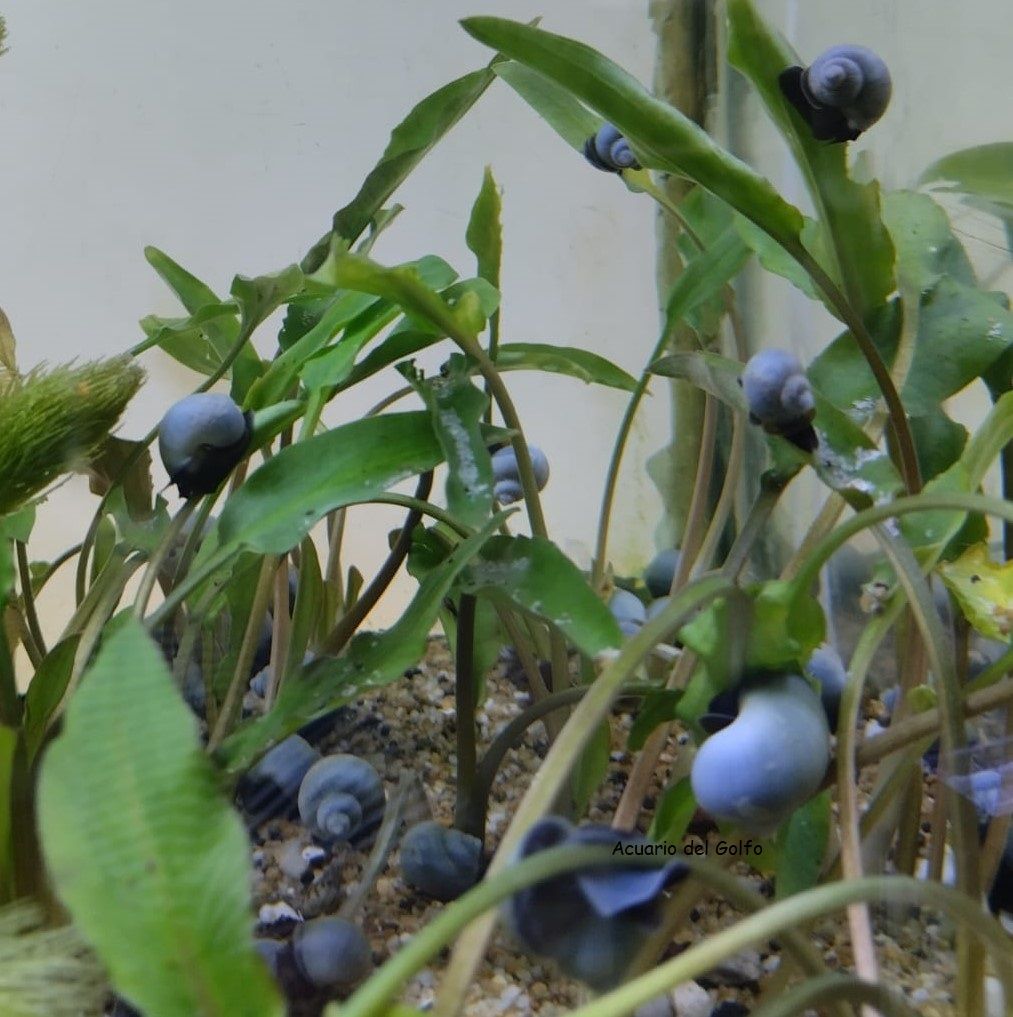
[583,124,641,173]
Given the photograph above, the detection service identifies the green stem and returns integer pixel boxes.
[207,555,277,751]
[453,594,480,838]
[33,542,82,595]
[565,874,1013,1017]
[16,540,47,659]
[749,973,921,1017]
[133,501,197,618]
[320,471,434,655]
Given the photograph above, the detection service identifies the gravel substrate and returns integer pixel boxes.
[247,637,979,1016]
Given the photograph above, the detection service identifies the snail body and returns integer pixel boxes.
[740,350,818,452]
[298,754,385,847]
[779,45,891,143]
[399,820,483,901]
[158,393,252,498]
[691,674,830,836]
[503,817,686,990]
[583,124,641,173]
[491,444,549,505]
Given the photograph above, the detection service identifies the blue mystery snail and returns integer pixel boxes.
[608,588,647,637]
[804,643,848,729]
[502,816,687,991]
[237,735,321,829]
[399,820,484,901]
[779,44,892,143]
[644,548,681,599]
[690,673,831,836]
[739,349,818,452]
[297,754,386,847]
[583,123,641,173]
[158,392,253,498]
[291,917,373,992]
[490,444,550,505]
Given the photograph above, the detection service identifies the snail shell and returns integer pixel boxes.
[804,643,848,729]
[291,917,373,991]
[690,674,830,836]
[779,44,891,142]
[740,349,818,453]
[608,588,646,637]
[399,820,484,901]
[158,393,253,498]
[644,548,680,599]
[297,754,385,847]
[237,735,321,829]
[491,444,549,505]
[583,124,641,173]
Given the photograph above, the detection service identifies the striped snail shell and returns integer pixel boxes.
[779,44,891,142]
[399,820,484,901]
[583,123,641,173]
[297,754,385,847]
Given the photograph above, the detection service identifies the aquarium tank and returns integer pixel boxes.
[0,2,1010,1016]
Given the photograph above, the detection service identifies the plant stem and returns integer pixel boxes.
[16,541,46,659]
[263,557,292,710]
[690,408,744,577]
[133,501,196,619]
[320,471,434,655]
[207,555,277,752]
[749,973,921,1017]
[453,594,480,839]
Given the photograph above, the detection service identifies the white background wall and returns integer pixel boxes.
[0,1,1008,650]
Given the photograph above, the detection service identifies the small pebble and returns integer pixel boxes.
[672,981,713,1017]
[257,901,302,933]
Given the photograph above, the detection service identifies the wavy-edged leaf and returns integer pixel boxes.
[303,65,499,270]
[726,0,894,316]
[458,534,621,656]
[38,617,282,1017]
[23,636,79,762]
[572,719,610,815]
[938,544,1012,641]
[402,355,492,530]
[466,166,503,293]
[460,17,805,252]
[775,790,831,898]
[918,143,1013,207]
[219,518,505,775]
[495,343,636,391]
[0,725,15,899]
[882,190,976,291]
[494,60,600,151]
[216,411,444,555]
[648,775,696,844]
[285,538,324,674]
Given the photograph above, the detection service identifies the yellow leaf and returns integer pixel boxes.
[938,543,1013,641]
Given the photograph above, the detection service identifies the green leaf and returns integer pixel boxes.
[402,355,493,530]
[649,350,747,409]
[38,617,282,1017]
[909,407,969,484]
[493,61,600,151]
[775,790,831,898]
[458,535,622,656]
[303,65,499,269]
[466,167,503,292]
[22,636,79,762]
[918,143,1013,208]
[85,436,154,522]
[648,776,697,844]
[0,505,35,544]
[136,304,239,376]
[216,412,445,554]
[495,342,636,391]
[726,0,895,316]
[460,17,805,252]
[284,538,324,675]
[628,690,684,752]
[735,215,825,307]
[0,725,16,899]
[219,518,504,775]
[231,264,305,342]
[143,247,261,400]
[882,190,976,291]
[571,718,610,815]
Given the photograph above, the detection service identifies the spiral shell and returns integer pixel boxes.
[779,44,891,142]
[583,124,641,173]
[291,917,373,991]
[297,754,385,846]
[690,674,830,836]
[399,820,483,901]
[491,444,549,505]
[237,735,321,829]
[740,350,818,452]
[158,392,253,498]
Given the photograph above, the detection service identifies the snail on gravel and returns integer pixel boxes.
[778,45,892,143]
[491,444,549,505]
[739,349,818,452]
[583,123,641,173]
[502,816,687,991]
[690,673,831,836]
[158,392,253,498]
[298,754,386,847]
[237,735,321,829]
[399,820,484,902]
[608,588,647,637]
